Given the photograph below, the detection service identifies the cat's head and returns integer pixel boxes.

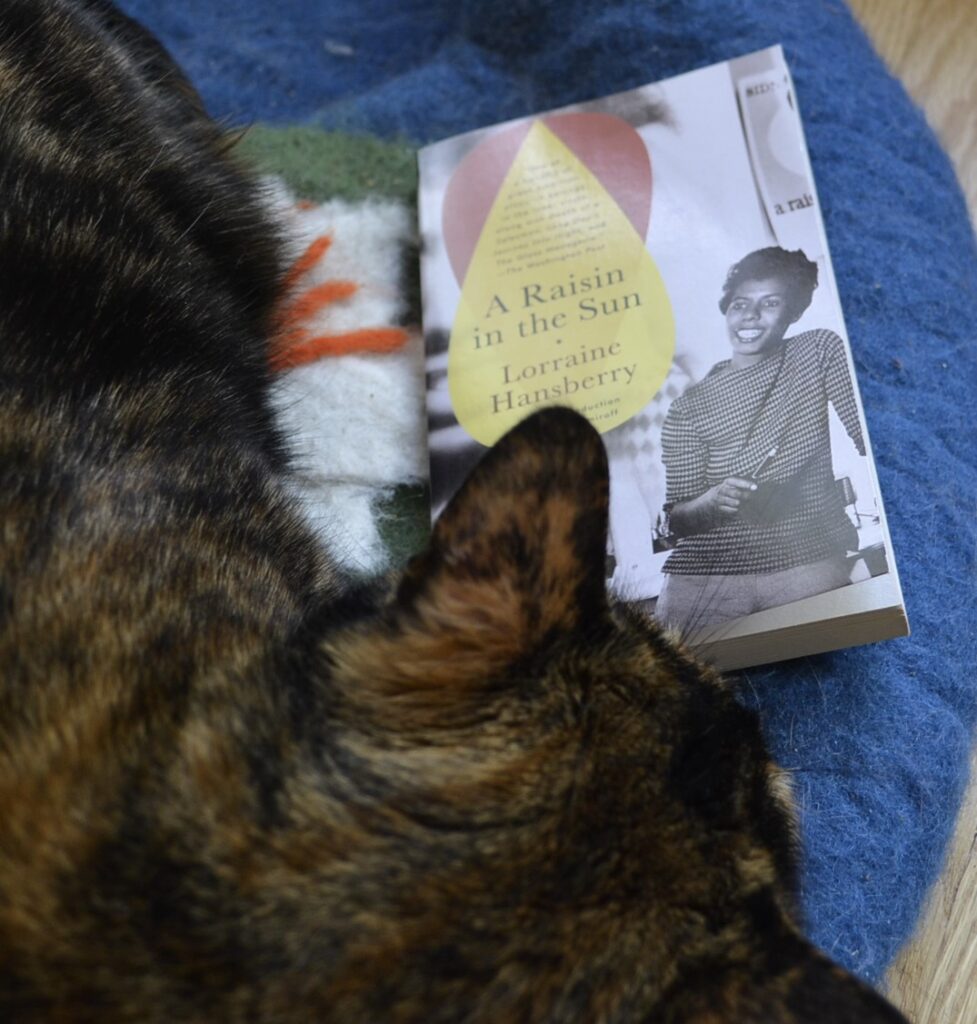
[324,408,906,1023]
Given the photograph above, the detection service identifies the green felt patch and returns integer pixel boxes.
[235,125,418,203]
[375,483,431,570]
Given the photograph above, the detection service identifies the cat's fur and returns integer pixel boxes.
[0,2,909,1021]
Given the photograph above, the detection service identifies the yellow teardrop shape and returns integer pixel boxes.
[448,121,675,445]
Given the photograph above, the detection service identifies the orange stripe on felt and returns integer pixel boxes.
[280,234,333,294]
[270,328,410,370]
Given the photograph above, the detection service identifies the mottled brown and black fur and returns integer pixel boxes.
[0,2,909,1021]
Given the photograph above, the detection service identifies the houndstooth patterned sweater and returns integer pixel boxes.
[661,329,865,575]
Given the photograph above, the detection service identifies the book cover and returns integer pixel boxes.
[417,46,908,670]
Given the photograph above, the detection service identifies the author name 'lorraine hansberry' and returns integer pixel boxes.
[491,341,636,413]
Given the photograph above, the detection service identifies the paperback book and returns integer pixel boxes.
[417,46,908,671]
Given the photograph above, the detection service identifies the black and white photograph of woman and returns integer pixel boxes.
[654,246,884,637]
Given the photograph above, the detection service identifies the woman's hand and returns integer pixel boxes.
[669,477,757,537]
[710,477,758,516]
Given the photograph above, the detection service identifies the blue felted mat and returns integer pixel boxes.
[117,0,977,985]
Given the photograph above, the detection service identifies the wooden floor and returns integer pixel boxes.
[844,2,977,1022]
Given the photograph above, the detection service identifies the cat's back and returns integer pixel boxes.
[0,0,331,687]
[0,7,335,1007]
[0,0,284,413]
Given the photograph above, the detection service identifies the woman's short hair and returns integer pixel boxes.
[718,247,819,319]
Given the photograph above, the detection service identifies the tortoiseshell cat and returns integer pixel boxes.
[0,2,910,1021]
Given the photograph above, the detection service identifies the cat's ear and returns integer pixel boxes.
[761,947,908,1024]
[403,405,609,630]
[675,936,908,1024]
[328,408,610,696]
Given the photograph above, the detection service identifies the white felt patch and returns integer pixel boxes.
[264,181,428,574]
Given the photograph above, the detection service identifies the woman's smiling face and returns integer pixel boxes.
[725,277,795,368]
